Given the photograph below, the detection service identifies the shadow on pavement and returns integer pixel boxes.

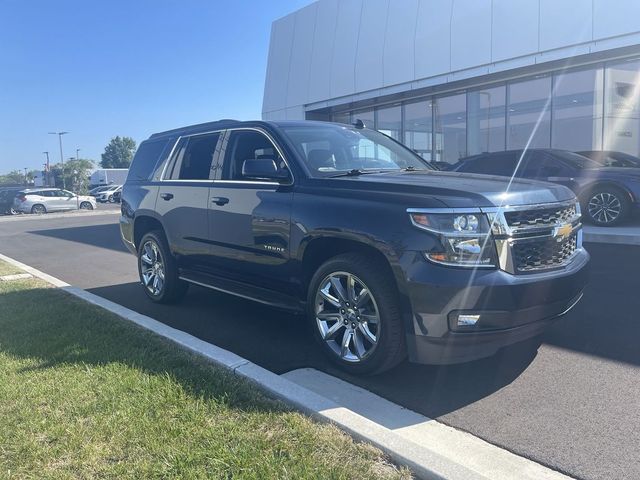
[28,223,128,253]
[543,242,640,366]
[88,280,539,419]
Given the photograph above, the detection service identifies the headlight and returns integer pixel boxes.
[409,210,497,268]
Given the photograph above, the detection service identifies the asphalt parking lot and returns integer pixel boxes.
[0,212,638,480]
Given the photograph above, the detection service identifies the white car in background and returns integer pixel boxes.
[95,185,122,203]
[89,185,113,196]
[13,188,96,214]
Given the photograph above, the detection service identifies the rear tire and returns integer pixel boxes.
[583,186,630,226]
[307,253,406,375]
[137,230,188,304]
[31,204,46,215]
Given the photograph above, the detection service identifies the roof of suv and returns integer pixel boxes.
[20,188,60,192]
[148,119,350,140]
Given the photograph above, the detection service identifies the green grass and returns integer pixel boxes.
[0,261,22,276]
[0,269,410,479]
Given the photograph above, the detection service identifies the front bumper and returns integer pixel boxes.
[402,248,590,365]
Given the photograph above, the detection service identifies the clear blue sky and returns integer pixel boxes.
[0,0,312,172]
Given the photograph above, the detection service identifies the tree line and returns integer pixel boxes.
[0,136,137,192]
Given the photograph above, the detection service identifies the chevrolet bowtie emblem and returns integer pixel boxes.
[553,223,573,241]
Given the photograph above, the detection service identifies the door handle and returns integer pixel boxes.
[211,196,229,206]
[160,193,174,201]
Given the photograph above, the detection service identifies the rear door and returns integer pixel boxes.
[155,131,223,268]
[38,190,60,210]
[206,128,294,290]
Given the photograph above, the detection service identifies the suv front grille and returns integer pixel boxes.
[504,204,576,228]
[512,232,578,272]
[486,201,582,275]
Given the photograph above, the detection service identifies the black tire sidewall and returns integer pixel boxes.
[307,254,406,375]
[31,205,46,214]
[137,230,187,304]
[584,186,629,226]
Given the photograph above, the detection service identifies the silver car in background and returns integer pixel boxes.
[13,188,96,214]
[95,185,122,203]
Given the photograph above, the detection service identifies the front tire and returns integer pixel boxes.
[80,201,93,210]
[307,253,406,375]
[584,186,630,226]
[31,204,46,215]
[137,230,188,304]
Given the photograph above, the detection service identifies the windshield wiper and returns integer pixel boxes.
[329,169,375,178]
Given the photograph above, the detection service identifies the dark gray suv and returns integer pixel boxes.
[120,120,589,374]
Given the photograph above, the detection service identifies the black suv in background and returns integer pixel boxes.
[0,187,22,215]
[451,149,640,226]
[120,120,589,374]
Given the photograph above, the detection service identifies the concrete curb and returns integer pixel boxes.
[0,209,120,223]
[0,252,572,480]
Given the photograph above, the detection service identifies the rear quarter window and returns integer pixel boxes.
[127,139,171,182]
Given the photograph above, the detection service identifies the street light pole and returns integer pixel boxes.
[24,168,28,186]
[48,131,68,189]
[76,148,81,160]
[43,151,50,186]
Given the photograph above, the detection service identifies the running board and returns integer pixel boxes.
[178,270,305,313]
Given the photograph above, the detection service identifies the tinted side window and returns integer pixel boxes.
[127,140,170,182]
[521,154,560,178]
[221,130,287,180]
[460,153,519,176]
[175,133,221,180]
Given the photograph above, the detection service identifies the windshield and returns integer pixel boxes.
[281,124,433,177]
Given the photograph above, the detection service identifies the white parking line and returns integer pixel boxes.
[0,251,574,480]
[0,209,120,223]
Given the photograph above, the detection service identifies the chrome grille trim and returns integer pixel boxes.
[481,200,583,274]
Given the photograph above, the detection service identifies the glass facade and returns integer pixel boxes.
[604,58,640,156]
[376,104,402,141]
[467,85,506,155]
[552,67,604,151]
[329,56,640,166]
[404,99,432,160]
[434,93,466,165]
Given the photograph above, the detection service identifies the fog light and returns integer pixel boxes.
[457,314,480,326]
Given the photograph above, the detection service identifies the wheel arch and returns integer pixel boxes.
[133,214,167,250]
[578,181,635,204]
[299,235,414,331]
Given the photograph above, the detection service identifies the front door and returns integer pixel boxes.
[207,129,293,290]
[155,131,223,268]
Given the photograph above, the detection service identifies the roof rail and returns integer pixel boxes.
[150,119,242,139]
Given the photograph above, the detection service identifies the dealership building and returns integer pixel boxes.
[262,0,640,166]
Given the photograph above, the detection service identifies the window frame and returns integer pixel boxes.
[160,130,224,182]
[216,127,294,186]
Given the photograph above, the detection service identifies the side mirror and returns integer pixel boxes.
[242,159,289,181]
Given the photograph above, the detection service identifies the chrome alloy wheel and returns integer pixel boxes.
[140,240,165,296]
[588,192,622,224]
[314,271,380,363]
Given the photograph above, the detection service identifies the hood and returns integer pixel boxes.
[331,170,575,208]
